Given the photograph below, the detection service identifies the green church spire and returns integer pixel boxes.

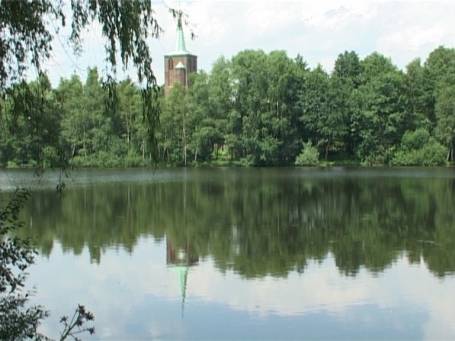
[175,12,189,54]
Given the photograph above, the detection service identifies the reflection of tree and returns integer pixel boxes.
[12,169,455,278]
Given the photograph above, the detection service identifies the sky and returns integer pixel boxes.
[42,0,455,86]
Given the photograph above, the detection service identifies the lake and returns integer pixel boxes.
[1,167,455,339]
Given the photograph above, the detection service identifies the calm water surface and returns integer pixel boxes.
[1,168,455,340]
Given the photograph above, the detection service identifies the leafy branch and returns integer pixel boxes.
[59,305,95,341]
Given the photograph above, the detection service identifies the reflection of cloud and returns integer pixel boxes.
[400,260,455,340]
[27,238,455,339]
[190,254,455,339]
[188,255,374,316]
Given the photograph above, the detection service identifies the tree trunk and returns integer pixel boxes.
[184,144,187,166]
[126,119,130,148]
[183,129,187,167]
[183,112,187,167]
[83,130,87,157]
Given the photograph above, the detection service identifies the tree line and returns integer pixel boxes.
[1,46,455,168]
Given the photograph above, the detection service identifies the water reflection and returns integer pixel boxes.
[14,168,455,278]
[2,168,455,339]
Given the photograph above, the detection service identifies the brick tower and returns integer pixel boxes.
[164,12,197,95]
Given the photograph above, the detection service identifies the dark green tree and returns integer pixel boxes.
[298,65,346,159]
[0,75,61,168]
[435,85,455,161]
[354,53,408,163]
[423,46,455,125]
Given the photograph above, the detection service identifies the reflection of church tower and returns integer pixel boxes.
[166,238,199,266]
[175,264,188,317]
[164,12,197,95]
[166,238,199,317]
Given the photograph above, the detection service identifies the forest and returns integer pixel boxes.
[1,46,455,168]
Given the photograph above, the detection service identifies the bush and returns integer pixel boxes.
[402,128,430,150]
[125,151,146,167]
[6,160,18,168]
[295,142,319,166]
[361,151,388,167]
[42,146,59,168]
[421,142,447,166]
[391,129,448,166]
[239,156,254,167]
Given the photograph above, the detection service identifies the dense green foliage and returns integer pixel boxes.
[1,0,164,166]
[1,71,152,168]
[157,47,454,166]
[2,47,455,168]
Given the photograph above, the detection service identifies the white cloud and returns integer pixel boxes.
[41,0,455,86]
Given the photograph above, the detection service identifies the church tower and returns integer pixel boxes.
[164,12,197,95]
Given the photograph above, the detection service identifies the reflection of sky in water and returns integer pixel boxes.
[28,237,455,340]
